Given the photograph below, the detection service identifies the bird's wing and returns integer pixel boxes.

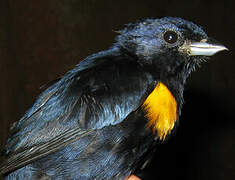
[0,49,156,175]
[0,128,92,174]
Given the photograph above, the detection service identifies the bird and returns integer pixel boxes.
[0,17,227,180]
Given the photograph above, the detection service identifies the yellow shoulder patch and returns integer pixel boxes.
[142,82,177,140]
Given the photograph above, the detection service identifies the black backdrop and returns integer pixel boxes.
[0,0,234,179]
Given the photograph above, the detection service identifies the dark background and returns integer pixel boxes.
[0,0,234,180]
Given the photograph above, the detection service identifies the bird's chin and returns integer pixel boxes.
[193,55,210,63]
[184,56,209,78]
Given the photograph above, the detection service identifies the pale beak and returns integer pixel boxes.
[179,39,228,56]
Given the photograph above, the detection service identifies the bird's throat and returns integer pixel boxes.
[142,82,178,140]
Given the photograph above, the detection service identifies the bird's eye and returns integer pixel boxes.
[163,31,178,44]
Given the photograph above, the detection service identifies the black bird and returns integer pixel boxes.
[0,17,227,180]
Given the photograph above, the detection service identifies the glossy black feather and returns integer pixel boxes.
[1,47,156,177]
[1,17,212,179]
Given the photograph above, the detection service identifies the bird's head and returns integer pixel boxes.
[116,17,227,82]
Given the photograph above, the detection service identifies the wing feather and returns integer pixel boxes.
[0,128,91,174]
[0,48,156,175]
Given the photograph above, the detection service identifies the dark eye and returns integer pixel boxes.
[163,31,178,44]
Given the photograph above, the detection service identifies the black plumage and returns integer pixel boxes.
[0,17,227,179]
